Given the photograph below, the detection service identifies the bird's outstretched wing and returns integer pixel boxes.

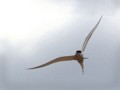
[27,55,75,70]
[81,16,102,52]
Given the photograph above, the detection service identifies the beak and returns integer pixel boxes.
[84,57,88,59]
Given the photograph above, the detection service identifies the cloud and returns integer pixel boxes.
[0,0,120,90]
[69,0,120,15]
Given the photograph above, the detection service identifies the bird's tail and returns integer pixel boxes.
[81,63,84,74]
[77,60,84,74]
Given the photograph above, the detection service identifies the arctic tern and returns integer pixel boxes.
[28,16,102,74]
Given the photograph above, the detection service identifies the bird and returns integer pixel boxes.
[27,16,102,74]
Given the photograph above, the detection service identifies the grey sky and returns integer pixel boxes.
[0,0,120,90]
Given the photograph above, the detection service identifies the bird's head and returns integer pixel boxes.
[76,50,82,54]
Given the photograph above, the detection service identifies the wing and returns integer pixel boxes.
[81,16,102,52]
[27,55,75,70]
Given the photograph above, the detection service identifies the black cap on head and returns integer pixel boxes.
[76,50,82,53]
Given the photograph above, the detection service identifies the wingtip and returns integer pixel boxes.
[26,68,33,70]
[98,15,103,22]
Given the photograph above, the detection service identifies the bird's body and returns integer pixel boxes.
[75,52,84,73]
[28,16,102,73]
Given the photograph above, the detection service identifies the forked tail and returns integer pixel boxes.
[77,60,84,74]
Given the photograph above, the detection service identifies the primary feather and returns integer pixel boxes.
[81,16,102,52]
[28,56,75,70]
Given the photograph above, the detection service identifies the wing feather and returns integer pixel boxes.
[81,16,102,52]
[28,55,75,70]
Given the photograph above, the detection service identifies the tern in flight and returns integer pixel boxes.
[28,16,102,73]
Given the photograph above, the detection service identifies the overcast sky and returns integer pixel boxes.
[0,0,120,90]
